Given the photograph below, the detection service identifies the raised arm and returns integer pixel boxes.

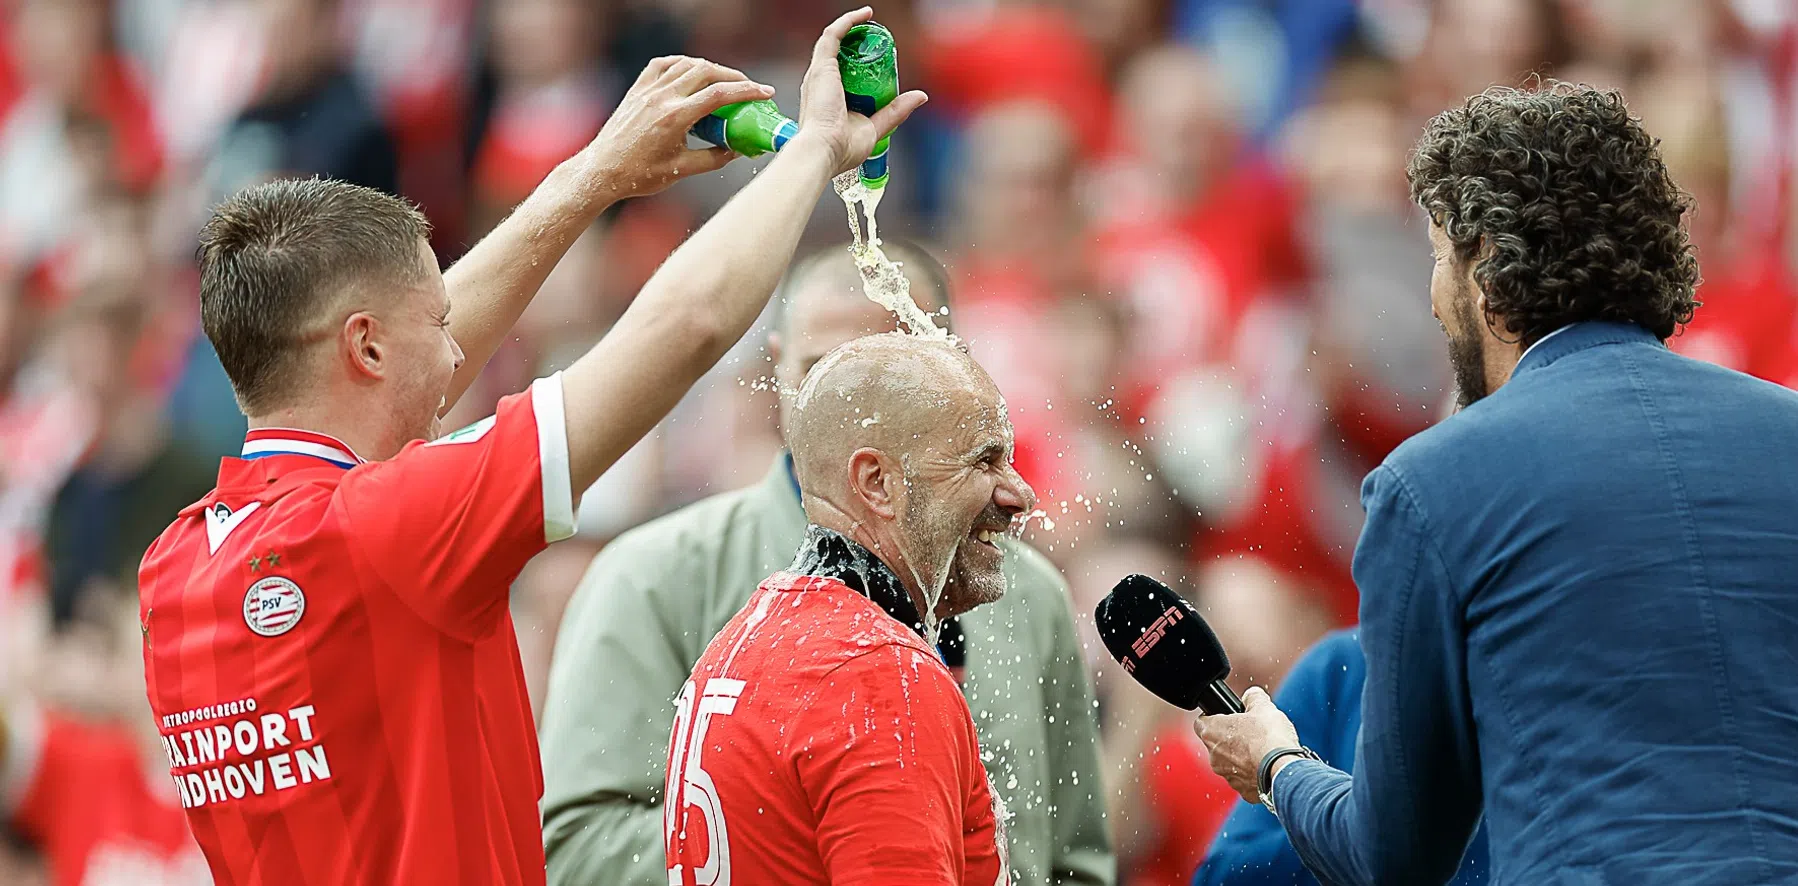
[557,7,926,495]
[439,56,773,409]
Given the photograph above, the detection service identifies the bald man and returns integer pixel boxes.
[540,246,1112,886]
[666,333,1033,885]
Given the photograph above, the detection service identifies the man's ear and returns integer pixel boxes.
[344,312,384,381]
[847,448,897,520]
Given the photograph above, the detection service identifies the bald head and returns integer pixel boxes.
[788,333,1035,619]
[789,334,990,493]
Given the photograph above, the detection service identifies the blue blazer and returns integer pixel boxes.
[1193,629,1488,885]
[1270,322,1798,885]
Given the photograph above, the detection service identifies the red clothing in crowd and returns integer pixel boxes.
[1672,256,1798,383]
[5,707,207,886]
[138,378,575,885]
[1092,161,1311,401]
[0,374,97,603]
[666,573,1007,886]
[919,5,1115,156]
[1131,719,1236,886]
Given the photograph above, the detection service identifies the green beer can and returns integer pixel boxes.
[838,21,898,190]
[688,99,799,157]
[689,21,899,183]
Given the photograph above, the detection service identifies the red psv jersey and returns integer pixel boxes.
[138,376,575,885]
[665,573,1009,886]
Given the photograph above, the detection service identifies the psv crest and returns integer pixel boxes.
[243,577,306,637]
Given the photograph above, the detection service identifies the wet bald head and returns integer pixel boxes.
[788,333,993,498]
[788,332,1034,617]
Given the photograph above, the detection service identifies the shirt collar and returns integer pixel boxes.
[1517,324,1574,366]
[782,450,801,503]
[786,524,967,666]
[240,428,366,469]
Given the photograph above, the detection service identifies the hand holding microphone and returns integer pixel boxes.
[1096,574,1307,807]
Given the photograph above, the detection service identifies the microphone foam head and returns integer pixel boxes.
[1095,574,1232,710]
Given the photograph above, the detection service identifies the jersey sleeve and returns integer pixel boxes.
[336,374,577,641]
[790,644,991,886]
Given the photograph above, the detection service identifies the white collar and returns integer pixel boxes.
[1517,325,1574,367]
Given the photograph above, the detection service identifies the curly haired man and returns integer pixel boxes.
[1193,83,1798,886]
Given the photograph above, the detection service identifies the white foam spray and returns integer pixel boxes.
[832,171,951,342]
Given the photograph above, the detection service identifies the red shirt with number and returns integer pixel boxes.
[665,572,1009,886]
[137,375,575,886]
[5,706,209,886]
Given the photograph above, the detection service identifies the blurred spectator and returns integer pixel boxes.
[1173,0,1361,139]
[1408,0,1573,115]
[1286,42,1448,461]
[212,0,399,198]
[349,0,477,243]
[1641,61,1798,382]
[468,0,610,234]
[39,197,211,629]
[0,0,162,262]
[1,584,208,886]
[920,4,1115,157]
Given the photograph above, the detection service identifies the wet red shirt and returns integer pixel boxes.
[666,573,1008,886]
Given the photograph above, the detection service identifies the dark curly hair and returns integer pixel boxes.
[1407,82,1701,344]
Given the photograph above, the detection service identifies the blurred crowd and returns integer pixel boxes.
[1,0,1795,883]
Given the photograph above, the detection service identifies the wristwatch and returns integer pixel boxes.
[1257,746,1322,816]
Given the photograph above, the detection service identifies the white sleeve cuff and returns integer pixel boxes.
[0,701,45,815]
[532,372,577,543]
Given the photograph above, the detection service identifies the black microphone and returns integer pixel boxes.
[1096,574,1245,715]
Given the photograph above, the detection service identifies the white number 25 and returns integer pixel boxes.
[666,677,744,886]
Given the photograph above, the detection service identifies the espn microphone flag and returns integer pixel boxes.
[1095,574,1245,715]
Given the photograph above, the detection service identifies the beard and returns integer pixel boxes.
[896,482,963,618]
[942,505,1010,614]
[1446,285,1488,409]
[898,486,1008,621]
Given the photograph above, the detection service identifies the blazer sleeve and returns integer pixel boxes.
[1270,466,1484,886]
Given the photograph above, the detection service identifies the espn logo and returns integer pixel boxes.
[1123,605,1184,673]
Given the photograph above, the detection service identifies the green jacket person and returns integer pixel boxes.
[539,244,1114,886]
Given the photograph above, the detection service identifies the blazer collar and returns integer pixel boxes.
[1512,321,1662,379]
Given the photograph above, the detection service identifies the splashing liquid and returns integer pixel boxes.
[832,171,951,342]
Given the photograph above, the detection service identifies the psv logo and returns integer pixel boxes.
[243,577,306,637]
